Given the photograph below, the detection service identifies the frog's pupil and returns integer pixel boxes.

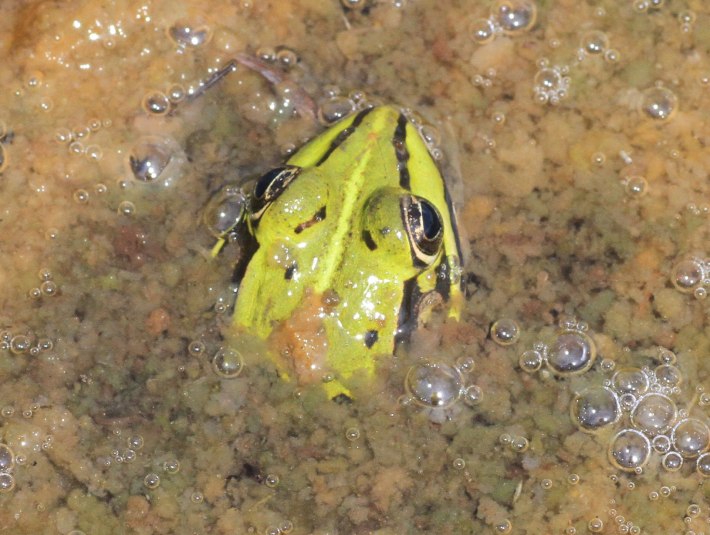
[420,200,442,240]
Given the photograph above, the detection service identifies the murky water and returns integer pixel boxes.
[1,0,709,533]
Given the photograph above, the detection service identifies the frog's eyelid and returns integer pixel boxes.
[250,165,302,220]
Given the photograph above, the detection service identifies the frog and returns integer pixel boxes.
[203,58,464,398]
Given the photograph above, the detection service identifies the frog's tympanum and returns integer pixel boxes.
[231,105,463,398]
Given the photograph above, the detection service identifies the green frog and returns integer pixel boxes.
[204,58,464,398]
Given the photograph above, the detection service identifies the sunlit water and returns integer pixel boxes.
[1,0,709,533]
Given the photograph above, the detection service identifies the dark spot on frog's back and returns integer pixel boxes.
[294,205,326,234]
[362,230,377,251]
[364,329,379,348]
[284,263,297,280]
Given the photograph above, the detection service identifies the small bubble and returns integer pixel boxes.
[10,335,31,355]
[85,145,103,161]
[167,21,212,48]
[678,10,696,25]
[143,472,160,489]
[190,491,204,503]
[276,47,299,69]
[188,340,206,357]
[511,436,529,452]
[540,478,553,489]
[580,30,609,55]
[671,259,704,292]
[29,287,41,299]
[641,86,678,121]
[567,473,580,485]
[493,0,537,35]
[660,485,671,497]
[212,347,244,378]
[167,84,186,103]
[624,175,648,197]
[0,473,15,493]
[633,0,648,12]
[69,141,84,155]
[455,356,475,374]
[124,449,136,463]
[463,384,483,406]
[652,434,672,453]
[142,91,170,115]
[264,474,279,488]
[89,118,102,131]
[163,459,180,474]
[492,111,506,126]
[490,318,521,346]
[654,364,682,388]
[40,280,57,296]
[519,349,543,372]
[604,49,620,63]
[662,451,683,471]
[73,189,89,204]
[1,406,14,418]
[117,201,135,216]
[469,18,496,44]
[588,517,604,532]
[95,183,108,194]
[405,361,463,408]
[452,457,466,470]
[345,428,360,441]
[696,453,710,476]
[55,128,72,143]
[495,519,512,533]
[648,491,659,500]
[279,520,294,534]
[592,152,606,166]
[265,526,280,535]
[127,435,144,450]
[688,504,701,517]
[600,358,616,373]
[204,187,247,238]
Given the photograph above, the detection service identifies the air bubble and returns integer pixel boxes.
[463,384,483,406]
[265,474,279,488]
[571,387,620,432]
[540,478,552,489]
[661,451,683,471]
[276,47,299,69]
[495,519,512,533]
[671,259,704,292]
[345,428,360,441]
[0,473,15,493]
[567,473,580,485]
[85,145,103,161]
[212,347,244,378]
[469,18,496,44]
[641,86,678,121]
[142,91,170,115]
[588,518,604,532]
[547,330,596,375]
[0,443,15,471]
[167,84,185,103]
[608,429,651,471]
[167,21,212,48]
[143,473,160,489]
[580,30,609,55]
[40,280,57,296]
[654,364,682,388]
[511,436,529,452]
[519,349,543,372]
[188,341,206,357]
[190,491,204,503]
[10,335,31,355]
[696,452,710,476]
[631,393,677,436]
[341,0,367,10]
[73,189,89,204]
[490,318,520,346]
[672,418,710,458]
[533,66,570,105]
[652,434,671,453]
[127,435,144,450]
[624,176,648,197]
[493,0,537,34]
[204,187,247,238]
[405,361,463,408]
[118,201,135,216]
[163,459,180,474]
[129,137,174,182]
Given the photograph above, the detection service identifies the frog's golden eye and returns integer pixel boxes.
[251,165,302,219]
[402,195,444,266]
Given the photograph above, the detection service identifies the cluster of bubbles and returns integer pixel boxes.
[519,318,597,376]
[255,46,300,72]
[571,348,710,475]
[96,434,144,469]
[28,267,58,300]
[188,338,244,379]
[127,135,185,188]
[498,432,529,453]
[142,454,181,491]
[402,357,482,421]
[532,60,571,106]
[141,84,187,116]
[264,520,295,535]
[469,0,538,45]
[670,257,709,300]
[54,118,110,162]
[0,328,54,357]
[0,443,16,493]
[604,508,642,535]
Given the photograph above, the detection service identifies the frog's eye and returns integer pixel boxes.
[251,165,302,218]
[402,195,444,266]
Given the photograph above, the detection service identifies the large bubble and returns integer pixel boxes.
[405,362,464,409]
[547,330,596,375]
[571,387,620,432]
[630,393,677,436]
[672,418,710,458]
[608,429,651,472]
